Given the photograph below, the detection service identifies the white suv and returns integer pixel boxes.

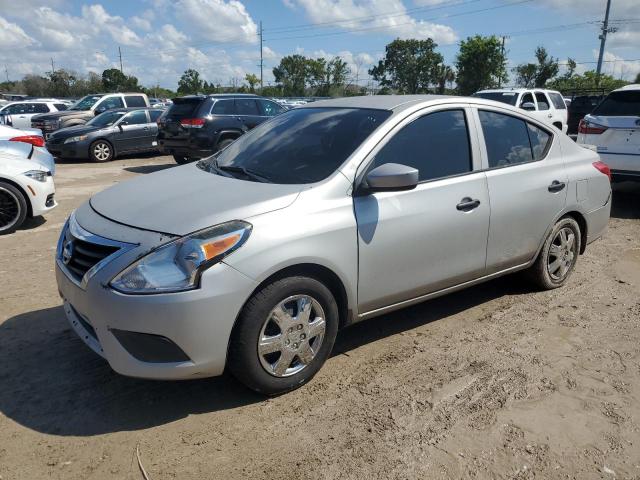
[577,84,640,182]
[0,100,68,129]
[473,88,568,133]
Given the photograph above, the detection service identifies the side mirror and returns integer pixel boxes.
[520,102,536,111]
[363,163,419,192]
[94,107,106,116]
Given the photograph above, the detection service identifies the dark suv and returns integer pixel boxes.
[157,94,287,164]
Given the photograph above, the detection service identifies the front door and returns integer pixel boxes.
[114,110,150,153]
[354,108,490,313]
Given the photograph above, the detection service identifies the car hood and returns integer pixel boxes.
[90,163,302,236]
[49,124,102,140]
[32,110,91,121]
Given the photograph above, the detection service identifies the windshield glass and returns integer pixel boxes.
[70,95,103,111]
[87,110,126,127]
[198,107,391,184]
[593,91,640,116]
[473,92,519,106]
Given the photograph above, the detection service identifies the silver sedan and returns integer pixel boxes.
[55,95,611,394]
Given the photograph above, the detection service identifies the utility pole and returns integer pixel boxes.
[258,21,264,93]
[4,65,8,83]
[50,57,55,73]
[596,0,615,84]
[498,35,507,88]
[118,46,124,74]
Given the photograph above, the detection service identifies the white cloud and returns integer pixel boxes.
[175,0,258,44]
[286,0,458,44]
[82,5,141,46]
[0,16,35,47]
[600,51,640,81]
[131,16,152,31]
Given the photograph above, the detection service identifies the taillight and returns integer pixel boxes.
[9,135,45,147]
[579,119,607,135]
[593,161,611,181]
[179,118,206,129]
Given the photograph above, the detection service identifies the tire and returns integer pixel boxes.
[527,216,581,290]
[0,181,28,235]
[89,140,114,163]
[173,155,194,165]
[228,276,339,395]
[215,138,235,152]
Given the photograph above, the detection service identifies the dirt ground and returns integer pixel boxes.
[1,155,639,480]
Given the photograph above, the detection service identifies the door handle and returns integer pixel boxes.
[143,126,149,130]
[548,180,566,193]
[236,116,243,121]
[456,197,481,212]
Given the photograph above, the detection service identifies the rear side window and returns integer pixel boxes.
[258,99,285,116]
[535,92,550,111]
[549,92,566,110]
[168,99,203,117]
[125,95,147,107]
[371,109,472,182]
[235,98,259,115]
[479,110,552,167]
[149,110,163,122]
[211,99,236,114]
[54,103,68,111]
[97,96,124,110]
[593,91,640,116]
[123,110,148,125]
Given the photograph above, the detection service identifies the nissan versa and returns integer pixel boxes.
[55,96,611,395]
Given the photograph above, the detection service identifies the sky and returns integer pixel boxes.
[0,0,639,91]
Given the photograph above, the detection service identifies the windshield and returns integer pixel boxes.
[70,95,103,111]
[198,107,391,184]
[592,91,640,116]
[87,110,126,127]
[473,92,519,106]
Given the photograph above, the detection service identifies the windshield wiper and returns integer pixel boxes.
[217,165,273,183]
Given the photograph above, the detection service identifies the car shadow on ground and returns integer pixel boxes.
[0,275,529,437]
[15,215,47,232]
[611,182,640,220]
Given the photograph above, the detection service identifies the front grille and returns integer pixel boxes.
[63,235,119,281]
[31,120,57,133]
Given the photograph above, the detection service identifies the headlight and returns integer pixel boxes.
[64,135,87,144]
[110,220,252,294]
[23,170,48,182]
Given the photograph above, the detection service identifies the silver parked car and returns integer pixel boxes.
[55,95,611,394]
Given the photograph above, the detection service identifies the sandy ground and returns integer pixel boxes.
[1,155,639,480]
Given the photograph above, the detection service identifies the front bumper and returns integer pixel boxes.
[46,140,91,160]
[55,210,257,380]
[28,175,57,217]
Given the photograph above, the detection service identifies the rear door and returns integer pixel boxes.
[234,98,262,129]
[354,106,490,313]
[476,108,567,272]
[113,110,151,152]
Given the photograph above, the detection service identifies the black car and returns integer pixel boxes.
[157,94,287,164]
[46,107,164,162]
[567,95,605,135]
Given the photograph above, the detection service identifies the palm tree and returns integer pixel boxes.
[435,64,455,94]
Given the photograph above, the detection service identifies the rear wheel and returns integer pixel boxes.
[527,216,581,290]
[215,138,235,152]
[228,276,339,395]
[89,140,113,163]
[0,181,28,235]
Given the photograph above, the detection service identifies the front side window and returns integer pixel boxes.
[370,109,472,182]
[211,99,235,115]
[520,92,534,107]
[70,95,103,111]
[149,109,163,122]
[593,90,640,116]
[96,96,125,111]
[258,99,285,116]
[479,110,552,167]
[122,110,148,125]
[87,110,126,127]
[125,95,147,107]
[201,107,391,184]
[235,99,259,115]
[4,103,26,114]
[535,92,550,111]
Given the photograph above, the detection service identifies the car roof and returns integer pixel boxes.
[100,107,160,113]
[613,83,640,92]
[301,94,456,112]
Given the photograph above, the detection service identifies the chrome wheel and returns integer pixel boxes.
[258,295,326,377]
[547,226,576,281]
[0,186,21,232]
[93,142,110,161]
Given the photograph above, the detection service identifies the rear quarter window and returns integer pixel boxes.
[167,99,204,117]
[125,95,147,107]
[549,92,567,110]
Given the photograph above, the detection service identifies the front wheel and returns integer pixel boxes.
[228,276,339,395]
[89,140,113,162]
[527,216,581,290]
[0,181,28,235]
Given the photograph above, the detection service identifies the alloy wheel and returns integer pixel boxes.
[93,142,110,161]
[258,295,326,377]
[547,226,576,281]
[0,187,21,232]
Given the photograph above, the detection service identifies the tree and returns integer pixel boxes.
[177,69,203,95]
[434,64,455,94]
[532,46,559,87]
[21,75,49,96]
[546,71,629,93]
[565,58,577,78]
[455,35,507,95]
[101,68,141,92]
[635,72,640,84]
[324,56,349,95]
[513,63,537,88]
[273,55,309,96]
[369,38,443,94]
[245,73,259,92]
